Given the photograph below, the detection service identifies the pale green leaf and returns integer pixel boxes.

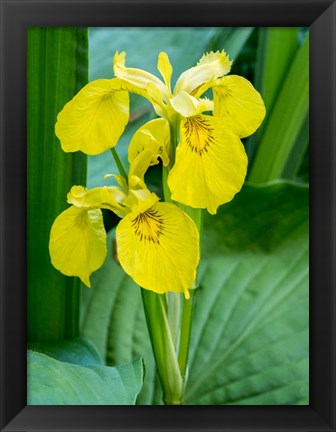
[28,350,143,405]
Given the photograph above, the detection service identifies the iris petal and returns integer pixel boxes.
[49,206,107,287]
[173,50,232,96]
[213,75,266,138]
[67,185,127,218]
[55,79,129,155]
[168,114,248,214]
[170,92,214,118]
[128,118,170,167]
[116,202,199,298]
[113,52,168,117]
[157,52,173,93]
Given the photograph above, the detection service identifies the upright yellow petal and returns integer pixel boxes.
[114,52,169,105]
[49,206,107,287]
[173,50,232,96]
[213,75,266,138]
[168,115,247,214]
[157,52,173,93]
[116,202,199,298]
[55,79,129,155]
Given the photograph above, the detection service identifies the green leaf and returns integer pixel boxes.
[29,337,103,366]
[221,27,254,60]
[80,244,162,404]
[81,181,308,405]
[254,28,300,112]
[184,181,308,404]
[282,114,309,180]
[28,28,88,342]
[248,33,309,183]
[28,350,143,405]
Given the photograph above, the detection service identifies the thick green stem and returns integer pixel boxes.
[178,288,195,378]
[141,290,183,405]
[176,205,203,386]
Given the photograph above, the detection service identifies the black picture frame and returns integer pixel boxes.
[1,0,335,431]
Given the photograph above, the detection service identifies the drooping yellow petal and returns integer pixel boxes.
[113,51,168,114]
[213,75,266,138]
[157,52,173,92]
[67,185,127,217]
[170,91,214,118]
[173,50,232,96]
[116,201,199,298]
[168,114,247,214]
[55,79,129,155]
[49,206,107,287]
[128,118,170,167]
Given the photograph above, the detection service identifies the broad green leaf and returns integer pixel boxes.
[248,33,309,183]
[28,350,143,405]
[184,181,308,404]
[29,337,103,366]
[81,181,308,405]
[28,28,88,341]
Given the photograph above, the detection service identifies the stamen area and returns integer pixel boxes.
[184,116,215,155]
[131,208,164,243]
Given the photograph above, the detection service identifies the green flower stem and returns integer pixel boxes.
[178,288,195,379]
[111,148,128,179]
[141,290,183,405]
[176,205,203,386]
[166,292,182,348]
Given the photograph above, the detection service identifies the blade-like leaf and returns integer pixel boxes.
[282,114,309,180]
[254,28,300,113]
[81,181,308,405]
[248,33,309,183]
[222,27,254,61]
[28,350,143,405]
[28,28,88,341]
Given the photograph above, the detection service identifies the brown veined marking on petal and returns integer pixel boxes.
[184,116,215,156]
[131,208,164,244]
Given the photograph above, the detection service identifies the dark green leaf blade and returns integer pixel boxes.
[248,33,309,183]
[28,28,88,342]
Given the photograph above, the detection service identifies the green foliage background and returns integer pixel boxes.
[27,27,309,405]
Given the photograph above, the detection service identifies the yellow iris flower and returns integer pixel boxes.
[55,50,265,214]
[49,120,199,298]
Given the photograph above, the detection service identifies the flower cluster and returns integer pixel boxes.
[49,50,265,297]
